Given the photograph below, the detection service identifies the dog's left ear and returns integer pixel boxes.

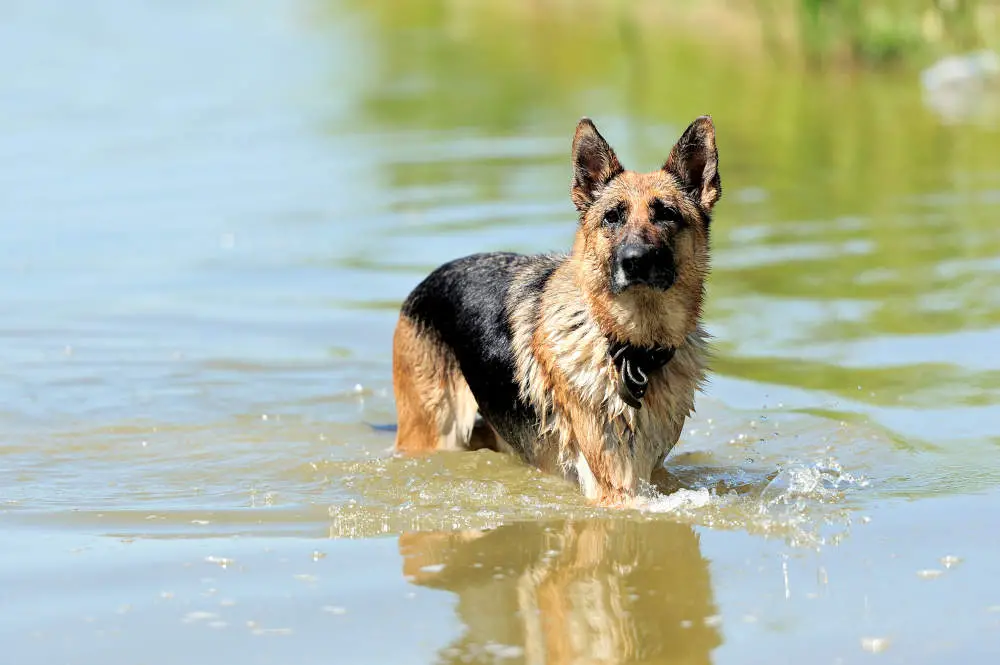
[571,118,624,214]
[663,116,721,212]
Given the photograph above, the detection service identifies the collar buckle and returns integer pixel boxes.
[609,341,675,409]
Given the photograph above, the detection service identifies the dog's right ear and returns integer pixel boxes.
[571,118,623,214]
[663,116,721,213]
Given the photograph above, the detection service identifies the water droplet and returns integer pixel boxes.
[861,637,891,653]
[204,556,233,569]
[940,555,962,568]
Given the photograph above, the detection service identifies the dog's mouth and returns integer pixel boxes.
[610,266,676,294]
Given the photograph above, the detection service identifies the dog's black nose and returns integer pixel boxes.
[618,244,654,283]
[612,243,675,293]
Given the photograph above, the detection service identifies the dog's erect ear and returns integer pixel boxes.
[571,118,624,214]
[663,116,721,212]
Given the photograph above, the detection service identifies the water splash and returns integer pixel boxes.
[637,456,870,549]
[322,447,872,550]
[760,457,870,504]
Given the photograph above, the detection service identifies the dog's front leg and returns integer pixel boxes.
[568,411,639,508]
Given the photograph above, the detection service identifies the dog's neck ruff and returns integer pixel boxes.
[608,339,676,409]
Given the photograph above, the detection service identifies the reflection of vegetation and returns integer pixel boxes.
[323,0,1000,410]
[713,354,1000,408]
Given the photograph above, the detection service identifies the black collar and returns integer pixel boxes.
[609,339,676,409]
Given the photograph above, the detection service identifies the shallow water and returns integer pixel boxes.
[2,0,1000,662]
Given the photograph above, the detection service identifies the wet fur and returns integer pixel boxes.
[392,116,721,506]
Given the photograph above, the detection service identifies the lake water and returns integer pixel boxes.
[2,1,1000,663]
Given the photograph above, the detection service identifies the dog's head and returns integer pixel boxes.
[569,116,721,346]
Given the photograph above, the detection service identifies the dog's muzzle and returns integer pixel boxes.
[610,243,676,294]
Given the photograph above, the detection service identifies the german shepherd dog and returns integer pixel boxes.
[392,116,721,507]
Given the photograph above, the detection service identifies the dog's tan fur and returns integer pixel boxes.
[392,116,721,506]
[392,316,479,453]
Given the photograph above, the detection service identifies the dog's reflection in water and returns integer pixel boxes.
[400,519,720,665]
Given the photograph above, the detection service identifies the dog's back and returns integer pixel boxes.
[393,252,560,458]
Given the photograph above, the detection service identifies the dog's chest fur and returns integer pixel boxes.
[507,258,708,498]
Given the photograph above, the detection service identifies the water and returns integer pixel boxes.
[2,0,1000,662]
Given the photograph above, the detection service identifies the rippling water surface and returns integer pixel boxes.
[2,1,1000,663]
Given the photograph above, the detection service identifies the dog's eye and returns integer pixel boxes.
[602,205,624,228]
[651,200,684,227]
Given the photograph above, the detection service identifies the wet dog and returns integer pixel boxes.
[391,116,721,506]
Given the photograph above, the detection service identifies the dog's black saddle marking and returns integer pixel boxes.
[609,341,676,409]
